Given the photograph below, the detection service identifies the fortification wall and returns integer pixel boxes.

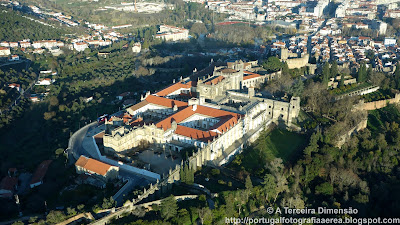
[286,54,309,69]
[335,118,368,148]
[355,93,400,111]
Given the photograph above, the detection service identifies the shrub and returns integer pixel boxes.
[218,180,226,185]
[211,168,220,176]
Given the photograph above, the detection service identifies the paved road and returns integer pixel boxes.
[68,121,154,205]
[0,59,29,68]
[67,122,99,163]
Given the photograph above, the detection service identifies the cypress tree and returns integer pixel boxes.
[180,165,187,183]
[394,63,400,89]
[184,164,190,184]
[357,63,367,83]
[330,61,338,78]
[322,62,330,85]
[339,73,345,88]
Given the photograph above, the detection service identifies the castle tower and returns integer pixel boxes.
[288,96,301,125]
[280,48,289,61]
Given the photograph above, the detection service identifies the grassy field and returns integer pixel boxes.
[230,128,307,176]
[263,129,307,161]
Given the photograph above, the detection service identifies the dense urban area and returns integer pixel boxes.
[1,0,400,224]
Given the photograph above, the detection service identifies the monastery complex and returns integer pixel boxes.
[103,60,300,169]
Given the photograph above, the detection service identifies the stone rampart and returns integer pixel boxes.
[354,93,400,111]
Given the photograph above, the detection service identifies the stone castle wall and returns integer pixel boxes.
[335,118,368,148]
[354,93,400,111]
[285,54,309,69]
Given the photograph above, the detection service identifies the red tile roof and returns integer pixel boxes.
[204,76,225,85]
[30,160,52,185]
[243,71,262,80]
[0,176,18,191]
[175,125,217,142]
[128,100,149,113]
[145,95,187,109]
[156,82,191,97]
[129,117,144,127]
[75,156,114,176]
[156,105,242,141]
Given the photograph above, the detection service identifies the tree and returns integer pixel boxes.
[77,204,85,212]
[55,148,64,157]
[339,73,345,88]
[357,62,367,83]
[282,62,289,76]
[12,222,23,225]
[101,197,115,209]
[262,173,277,202]
[160,195,178,220]
[191,23,207,37]
[330,61,338,78]
[43,111,56,120]
[49,96,59,107]
[265,158,288,202]
[394,63,400,89]
[263,56,283,72]
[366,50,375,61]
[322,62,330,85]
[46,211,67,224]
[315,182,334,195]
[245,175,253,190]
[67,207,77,217]
[180,166,187,183]
[288,78,304,96]
[29,217,38,223]
[181,164,194,184]
[198,207,213,225]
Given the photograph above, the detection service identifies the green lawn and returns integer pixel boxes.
[265,129,307,161]
[231,128,307,176]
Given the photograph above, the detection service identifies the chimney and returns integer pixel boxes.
[192,104,197,111]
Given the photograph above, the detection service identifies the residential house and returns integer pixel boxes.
[36,78,54,86]
[0,176,18,198]
[73,42,88,52]
[9,55,19,61]
[116,92,130,101]
[132,42,141,53]
[8,83,22,92]
[30,160,52,188]
[0,47,11,56]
